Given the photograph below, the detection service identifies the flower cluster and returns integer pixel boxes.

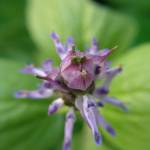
[16,32,127,150]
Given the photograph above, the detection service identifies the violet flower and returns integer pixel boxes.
[16,32,127,150]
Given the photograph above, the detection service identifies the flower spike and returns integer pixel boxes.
[16,32,127,150]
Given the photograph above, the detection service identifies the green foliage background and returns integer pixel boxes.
[0,0,150,150]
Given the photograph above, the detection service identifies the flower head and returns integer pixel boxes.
[16,32,127,150]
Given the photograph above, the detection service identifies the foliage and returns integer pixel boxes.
[0,0,150,149]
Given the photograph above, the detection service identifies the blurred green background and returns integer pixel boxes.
[0,0,150,150]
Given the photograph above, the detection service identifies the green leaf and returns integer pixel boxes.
[83,44,150,150]
[135,15,150,44]
[26,0,137,63]
[72,116,86,150]
[103,0,150,44]
[83,1,137,58]
[0,0,36,62]
[108,0,150,14]
[0,59,64,150]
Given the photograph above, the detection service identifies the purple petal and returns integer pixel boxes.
[48,98,64,115]
[94,61,111,76]
[61,55,95,91]
[83,95,102,145]
[95,86,109,95]
[42,59,53,74]
[96,101,104,107]
[95,66,122,96]
[105,66,122,78]
[75,96,90,125]
[67,37,74,50]
[105,125,116,136]
[92,38,98,48]
[61,64,93,91]
[75,97,87,120]
[87,38,99,55]
[15,90,28,98]
[50,32,67,59]
[99,46,118,61]
[99,48,110,57]
[21,65,47,77]
[90,48,112,64]
[51,32,59,40]
[35,75,68,93]
[94,65,101,75]
[63,109,76,150]
[83,96,116,136]
[15,88,53,99]
[102,96,128,112]
[94,131,102,145]
[47,78,68,93]
[93,108,116,136]
[21,64,34,74]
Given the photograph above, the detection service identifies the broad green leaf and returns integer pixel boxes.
[83,44,150,150]
[72,117,85,150]
[0,0,36,62]
[135,15,150,44]
[26,0,137,63]
[99,0,150,44]
[0,59,64,150]
[0,59,34,100]
[107,0,150,14]
[83,1,137,58]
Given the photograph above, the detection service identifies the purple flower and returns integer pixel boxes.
[16,32,127,150]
